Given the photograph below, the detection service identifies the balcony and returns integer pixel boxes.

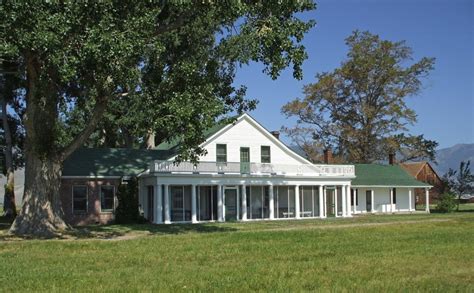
[151,161,355,177]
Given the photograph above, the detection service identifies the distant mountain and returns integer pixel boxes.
[433,143,474,175]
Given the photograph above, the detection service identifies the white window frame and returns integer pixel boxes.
[72,185,88,214]
[100,185,116,213]
[261,145,271,163]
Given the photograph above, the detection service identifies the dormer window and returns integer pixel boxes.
[216,144,227,163]
[261,146,271,163]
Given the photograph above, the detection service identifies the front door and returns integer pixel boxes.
[326,188,335,217]
[366,190,372,211]
[240,147,250,174]
[225,188,238,221]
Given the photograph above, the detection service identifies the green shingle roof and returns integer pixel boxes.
[352,164,431,187]
[62,148,173,177]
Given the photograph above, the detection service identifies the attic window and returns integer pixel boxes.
[261,146,271,163]
[216,144,227,163]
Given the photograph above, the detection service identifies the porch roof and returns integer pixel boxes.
[352,164,431,188]
[62,148,172,177]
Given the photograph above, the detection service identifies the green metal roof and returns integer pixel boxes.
[62,148,172,177]
[352,164,431,187]
[63,119,234,177]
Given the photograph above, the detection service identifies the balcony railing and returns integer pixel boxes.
[151,161,355,177]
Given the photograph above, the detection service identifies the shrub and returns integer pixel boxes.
[115,177,140,224]
[436,193,457,213]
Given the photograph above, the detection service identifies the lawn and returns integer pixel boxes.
[0,213,473,292]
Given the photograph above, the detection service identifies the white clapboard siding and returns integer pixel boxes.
[198,115,308,165]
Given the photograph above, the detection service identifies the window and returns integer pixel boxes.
[100,186,115,212]
[261,146,271,163]
[351,189,358,206]
[72,186,87,214]
[216,144,227,163]
[392,188,397,204]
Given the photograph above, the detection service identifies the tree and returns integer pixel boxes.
[443,161,474,211]
[0,60,24,219]
[115,178,139,224]
[1,1,315,236]
[282,31,437,163]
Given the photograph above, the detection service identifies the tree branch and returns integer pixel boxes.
[59,97,108,161]
[154,15,185,37]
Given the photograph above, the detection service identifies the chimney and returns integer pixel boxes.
[271,131,280,140]
[388,153,396,165]
[323,149,333,164]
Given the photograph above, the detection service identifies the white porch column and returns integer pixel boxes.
[217,184,224,222]
[242,184,247,221]
[341,185,347,217]
[334,187,339,217]
[319,185,324,218]
[409,189,413,212]
[269,184,275,220]
[425,188,430,213]
[191,184,197,223]
[164,184,171,224]
[346,185,352,217]
[371,190,375,213]
[295,185,300,219]
[390,188,394,213]
[156,184,163,224]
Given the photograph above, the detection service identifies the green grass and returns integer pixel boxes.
[1,213,473,292]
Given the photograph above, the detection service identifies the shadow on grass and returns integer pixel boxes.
[70,222,238,240]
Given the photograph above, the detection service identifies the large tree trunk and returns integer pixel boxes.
[2,77,16,218]
[9,53,107,237]
[1,76,17,218]
[9,155,68,237]
[9,54,69,237]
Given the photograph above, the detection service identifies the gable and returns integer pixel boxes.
[197,114,311,165]
[400,162,442,183]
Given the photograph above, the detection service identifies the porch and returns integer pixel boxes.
[349,187,430,214]
[140,181,355,224]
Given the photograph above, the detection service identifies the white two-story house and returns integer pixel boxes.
[61,113,431,225]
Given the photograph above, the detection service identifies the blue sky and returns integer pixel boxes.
[234,0,473,149]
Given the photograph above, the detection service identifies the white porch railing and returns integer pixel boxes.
[151,161,355,177]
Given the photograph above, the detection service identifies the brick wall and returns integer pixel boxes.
[60,178,121,225]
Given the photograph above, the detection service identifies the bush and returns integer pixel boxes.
[115,177,140,224]
[436,193,457,213]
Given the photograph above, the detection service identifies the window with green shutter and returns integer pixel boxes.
[216,144,227,163]
[261,146,271,163]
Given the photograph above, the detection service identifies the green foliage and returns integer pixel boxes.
[282,30,437,163]
[443,160,474,210]
[114,178,139,224]
[436,193,457,213]
[1,1,316,162]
